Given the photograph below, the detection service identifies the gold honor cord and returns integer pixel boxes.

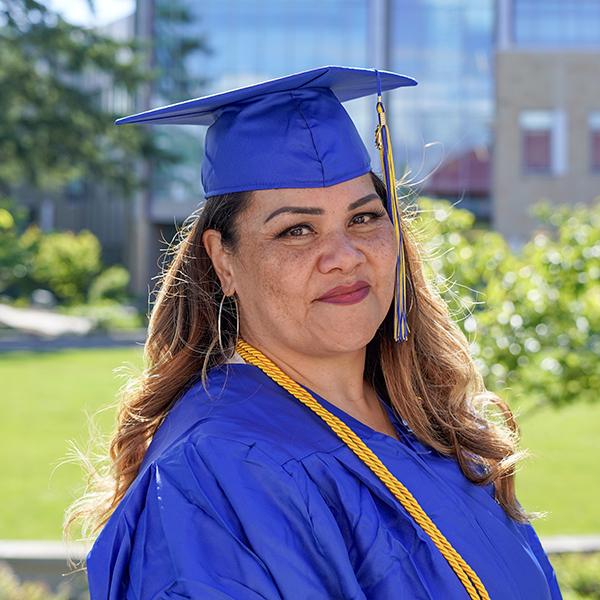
[236,340,490,600]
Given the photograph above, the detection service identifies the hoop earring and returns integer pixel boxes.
[218,294,240,361]
[406,274,415,315]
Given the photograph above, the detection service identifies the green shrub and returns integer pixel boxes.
[0,562,68,600]
[417,197,600,413]
[550,553,600,599]
[0,203,34,297]
[0,205,136,311]
[88,265,131,304]
[21,227,102,305]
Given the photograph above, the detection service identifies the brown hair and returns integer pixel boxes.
[66,173,527,539]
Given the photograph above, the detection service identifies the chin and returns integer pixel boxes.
[311,323,379,355]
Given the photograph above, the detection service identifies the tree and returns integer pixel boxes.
[0,0,169,196]
[153,0,210,104]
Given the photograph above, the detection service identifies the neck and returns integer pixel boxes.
[246,335,367,400]
[241,336,398,440]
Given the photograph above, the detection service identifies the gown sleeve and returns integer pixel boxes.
[524,524,563,600]
[123,435,367,600]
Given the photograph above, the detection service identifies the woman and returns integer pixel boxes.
[73,67,562,599]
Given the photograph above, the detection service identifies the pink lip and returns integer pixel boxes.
[316,281,370,305]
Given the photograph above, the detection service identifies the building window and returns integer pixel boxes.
[519,110,567,176]
[520,111,552,173]
[590,112,600,172]
[524,130,551,172]
[514,0,600,47]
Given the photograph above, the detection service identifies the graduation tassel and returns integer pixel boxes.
[375,71,409,342]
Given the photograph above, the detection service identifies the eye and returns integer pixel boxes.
[350,210,387,226]
[276,223,314,238]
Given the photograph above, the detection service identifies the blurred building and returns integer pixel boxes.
[25,1,600,296]
[425,147,492,220]
[493,0,600,244]
[129,0,495,295]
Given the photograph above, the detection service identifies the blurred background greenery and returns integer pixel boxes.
[0,207,143,329]
[418,196,600,414]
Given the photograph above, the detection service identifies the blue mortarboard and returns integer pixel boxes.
[116,66,416,198]
[116,66,417,341]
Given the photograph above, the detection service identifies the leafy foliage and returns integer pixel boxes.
[19,226,102,304]
[0,0,170,194]
[550,553,600,599]
[88,264,131,304]
[0,203,25,291]
[415,197,600,412]
[0,562,67,600]
[0,204,132,308]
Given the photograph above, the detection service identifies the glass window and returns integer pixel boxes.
[523,131,551,173]
[520,111,553,174]
[389,0,494,179]
[514,0,600,46]
[149,0,494,205]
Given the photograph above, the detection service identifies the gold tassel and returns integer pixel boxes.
[375,88,409,342]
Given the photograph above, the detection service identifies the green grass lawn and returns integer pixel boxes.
[517,400,600,536]
[0,347,144,539]
[0,346,598,539]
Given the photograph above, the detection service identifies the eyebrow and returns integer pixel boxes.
[264,206,323,224]
[263,193,382,224]
[348,193,381,211]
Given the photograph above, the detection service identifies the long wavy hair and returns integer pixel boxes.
[66,172,528,540]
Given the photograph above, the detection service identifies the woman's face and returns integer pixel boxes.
[204,173,397,359]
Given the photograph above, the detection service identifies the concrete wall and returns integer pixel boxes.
[0,541,88,599]
[3,535,600,599]
[493,51,600,244]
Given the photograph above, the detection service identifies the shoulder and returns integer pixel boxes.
[86,372,349,600]
[141,363,345,474]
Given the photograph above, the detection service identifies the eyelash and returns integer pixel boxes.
[352,209,387,224]
[275,210,387,238]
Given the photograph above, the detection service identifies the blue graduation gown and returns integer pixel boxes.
[87,364,562,599]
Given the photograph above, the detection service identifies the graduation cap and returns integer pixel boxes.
[116,65,417,341]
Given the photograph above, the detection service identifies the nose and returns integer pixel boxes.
[317,230,366,274]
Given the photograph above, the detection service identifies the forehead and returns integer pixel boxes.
[246,174,379,221]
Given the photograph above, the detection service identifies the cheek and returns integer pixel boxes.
[235,246,310,315]
[370,228,398,274]
[258,250,312,302]
[383,235,399,266]
[370,232,400,311]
